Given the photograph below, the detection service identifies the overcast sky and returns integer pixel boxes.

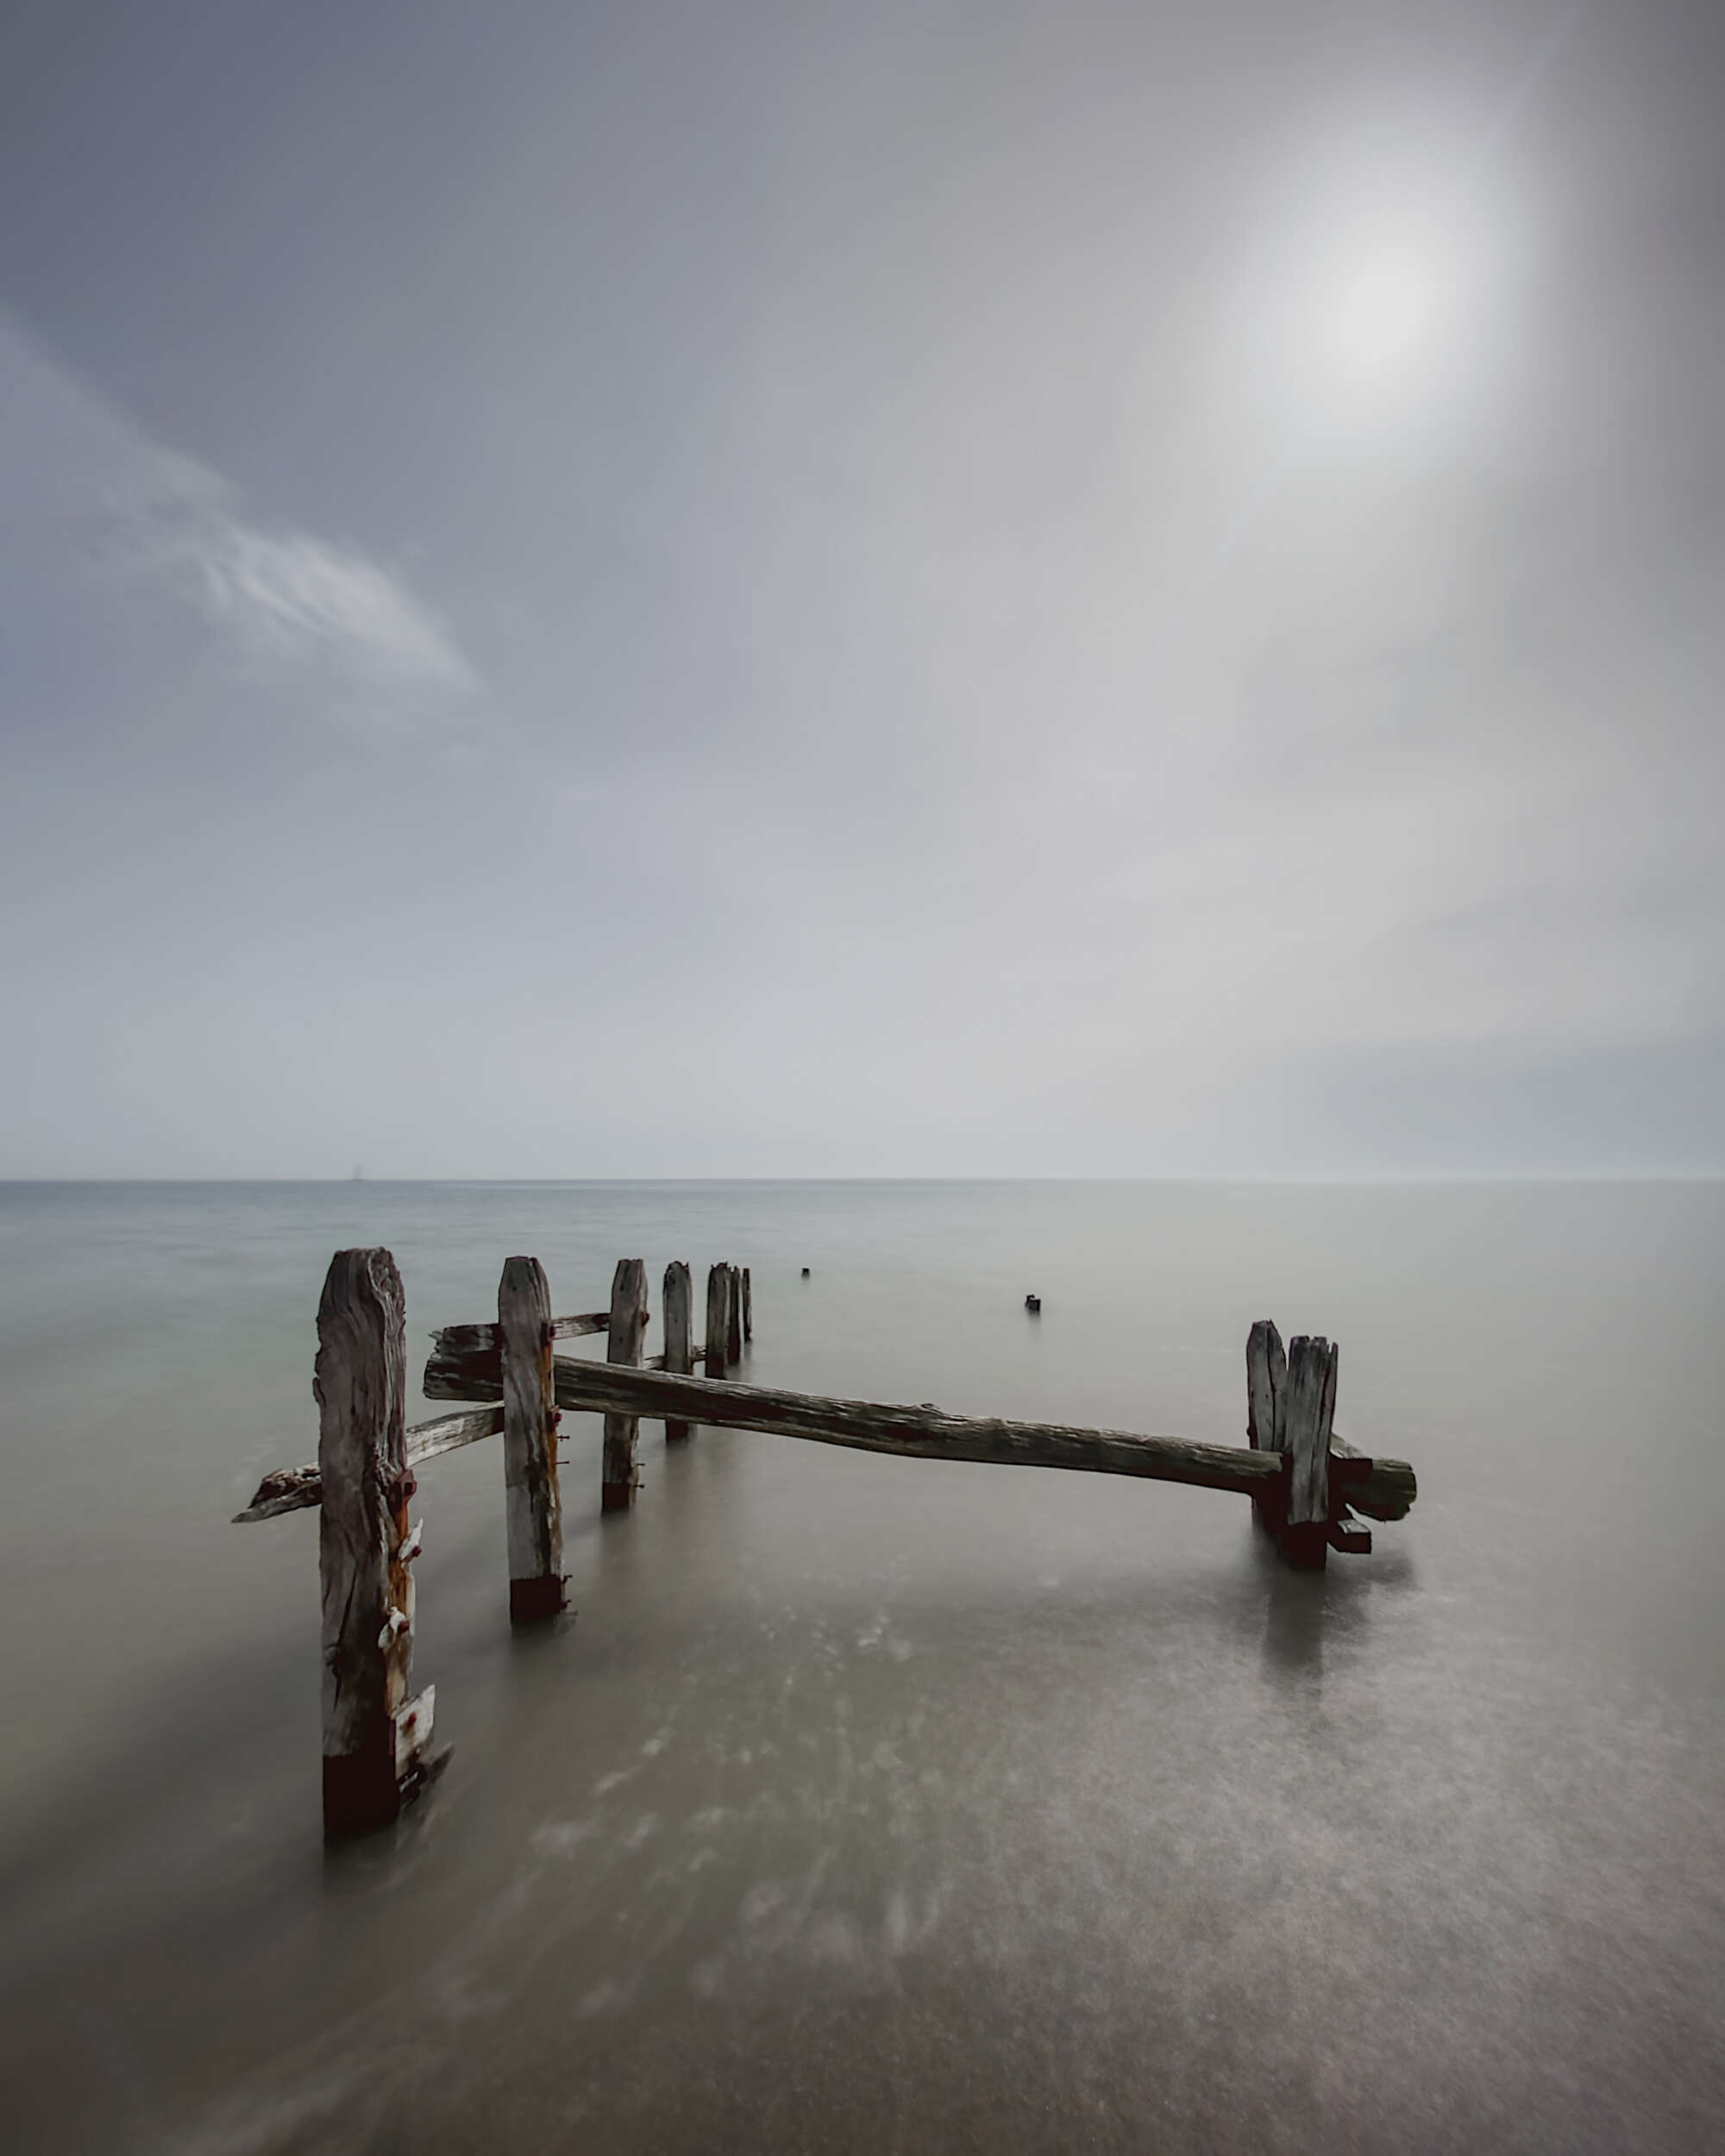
[3,0,1721,1177]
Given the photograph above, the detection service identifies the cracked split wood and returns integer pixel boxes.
[1282,1333,1338,1569]
[315,1246,434,1838]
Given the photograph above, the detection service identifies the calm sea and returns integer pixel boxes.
[1,1180,1722,2153]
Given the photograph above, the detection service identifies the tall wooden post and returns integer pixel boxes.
[500,1255,565,1623]
[1245,1319,1287,1531]
[662,1260,693,1444]
[724,1263,744,1363]
[1283,1334,1337,1569]
[317,1247,433,1839]
[705,1263,730,1378]
[601,1258,649,1511]
[741,1266,753,1344]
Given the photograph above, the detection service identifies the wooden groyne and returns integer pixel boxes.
[236,1246,1416,1837]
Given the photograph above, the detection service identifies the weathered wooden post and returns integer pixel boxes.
[499,1255,565,1623]
[724,1263,744,1363]
[662,1260,693,1444]
[742,1266,753,1344]
[1245,1319,1288,1532]
[600,1258,649,1511]
[705,1263,730,1378]
[316,1247,434,1839]
[1282,1334,1337,1569]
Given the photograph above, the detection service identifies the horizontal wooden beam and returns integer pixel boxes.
[233,1405,505,1522]
[241,1363,1417,1529]
[426,1310,609,1366]
[1327,1433,1416,1522]
[424,1347,1417,1518]
[408,1403,505,1468]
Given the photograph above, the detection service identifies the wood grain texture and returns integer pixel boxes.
[601,1258,650,1511]
[499,1256,564,1623]
[406,1404,505,1468]
[1245,1320,1287,1452]
[315,1247,411,1838]
[662,1261,693,1443]
[705,1264,730,1377]
[420,1350,1419,1521]
[1283,1334,1338,1567]
[1245,1319,1287,1529]
[543,1361,1289,1492]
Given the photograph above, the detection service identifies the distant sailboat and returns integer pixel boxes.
[351,1165,365,1182]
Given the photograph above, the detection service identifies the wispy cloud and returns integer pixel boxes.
[2,313,479,707]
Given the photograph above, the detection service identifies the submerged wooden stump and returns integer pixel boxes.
[316,1247,434,1838]
[741,1266,753,1344]
[499,1255,565,1623]
[601,1258,649,1511]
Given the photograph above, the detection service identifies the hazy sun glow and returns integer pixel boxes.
[1240,128,1506,436]
[1311,227,1460,393]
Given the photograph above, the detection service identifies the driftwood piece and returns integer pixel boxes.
[706,1264,730,1377]
[499,1256,565,1623]
[234,1462,325,1523]
[742,1267,753,1344]
[1282,1335,1338,1569]
[724,1265,744,1363]
[662,1261,693,1444]
[601,1258,649,1512]
[1329,1511,1373,1554]
[316,1248,429,1838]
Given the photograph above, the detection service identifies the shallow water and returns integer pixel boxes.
[1,1180,1722,2153]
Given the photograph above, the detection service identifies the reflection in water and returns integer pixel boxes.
[1257,1535,1421,1685]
